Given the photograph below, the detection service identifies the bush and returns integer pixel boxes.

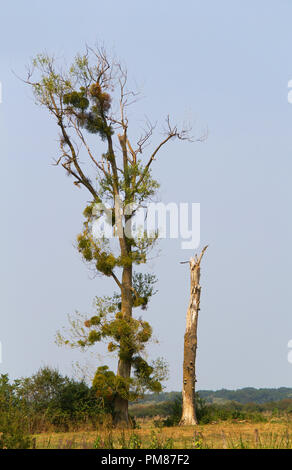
[162,393,209,426]
[0,374,31,449]
[0,410,31,449]
[162,394,267,426]
[15,367,109,432]
[0,367,112,438]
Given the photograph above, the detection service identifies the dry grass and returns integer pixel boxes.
[33,420,292,449]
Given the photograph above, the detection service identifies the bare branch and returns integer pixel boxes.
[195,244,208,266]
[111,271,122,290]
[135,119,156,154]
[180,245,208,265]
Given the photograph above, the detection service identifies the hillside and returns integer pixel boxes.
[136,388,292,406]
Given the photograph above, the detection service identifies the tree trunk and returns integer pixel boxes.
[180,246,208,426]
[114,357,131,426]
[113,256,133,426]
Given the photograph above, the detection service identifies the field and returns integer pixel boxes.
[33,420,292,449]
[3,370,292,449]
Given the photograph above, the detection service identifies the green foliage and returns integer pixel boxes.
[92,358,167,403]
[127,432,142,449]
[193,432,204,449]
[93,431,143,449]
[76,217,157,277]
[133,392,270,425]
[149,431,174,449]
[63,88,89,110]
[57,289,167,402]
[93,433,114,449]
[92,366,130,401]
[93,431,172,449]
[199,387,292,405]
[136,391,181,404]
[132,272,157,310]
[161,395,211,426]
[28,48,172,414]
[0,411,31,449]
[15,367,110,431]
[0,374,31,449]
[132,357,162,393]
[62,77,113,140]
[162,396,183,426]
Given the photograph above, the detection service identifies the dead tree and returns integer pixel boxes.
[180,245,208,426]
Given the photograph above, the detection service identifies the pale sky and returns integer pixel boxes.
[1,0,292,391]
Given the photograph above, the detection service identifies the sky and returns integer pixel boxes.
[1,0,292,391]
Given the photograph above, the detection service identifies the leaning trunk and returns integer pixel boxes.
[180,246,207,426]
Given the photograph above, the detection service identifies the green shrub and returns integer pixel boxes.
[161,394,268,426]
[0,411,31,449]
[0,375,31,449]
[15,367,109,432]
[163,394,208,426]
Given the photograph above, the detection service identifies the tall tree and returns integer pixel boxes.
[180,246,207,426]
[26,47,195,425]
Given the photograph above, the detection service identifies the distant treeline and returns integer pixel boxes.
[137,387,292,406]
[130,393,292,424]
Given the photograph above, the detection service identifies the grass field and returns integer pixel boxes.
[33,420,292,449]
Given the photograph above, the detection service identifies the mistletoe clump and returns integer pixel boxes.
[63,82,113,140]
[92,366,131,401]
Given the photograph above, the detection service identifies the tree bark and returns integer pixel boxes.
[113,239,133,426]
[180,246,208,426]
[112,146,133,426]
[114,356,131,426]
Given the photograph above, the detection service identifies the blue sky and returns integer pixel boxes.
[1,0,292,391]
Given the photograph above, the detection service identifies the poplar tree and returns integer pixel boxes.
[26,47,194,425]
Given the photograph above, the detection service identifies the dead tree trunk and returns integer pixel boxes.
[180,246,208,426]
